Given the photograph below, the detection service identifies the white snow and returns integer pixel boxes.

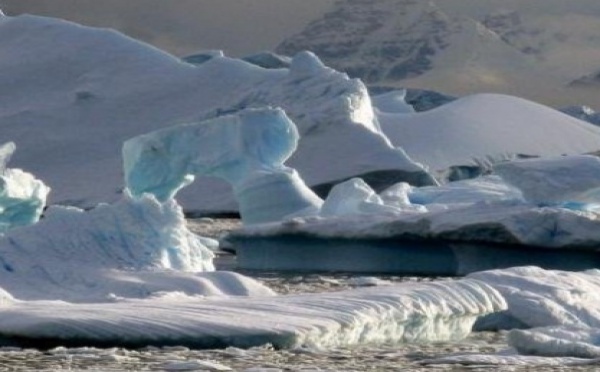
[0,279,505,349]
[124,108,323,224]
[0,142,50,233]
[0,15,432,213]
[378,93,600,171]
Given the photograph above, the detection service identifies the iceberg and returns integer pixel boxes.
[470,267,600,331]
[320,178,402,217]
[0,278,505,349]
[0,142,50,233]
[230,158,600,274]
[378,93,600,172]
[124,108,323,225]
[508,326,600,359]
[0,192,228,302]
[493,155,600,206]
[0,15,434,213]
[467,267,600,359]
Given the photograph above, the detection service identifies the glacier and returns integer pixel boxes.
[0,142,50,233]
[124,108,323,225]
[0,278,505,349]
[0,15,434,213]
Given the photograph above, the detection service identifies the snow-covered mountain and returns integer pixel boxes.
[277,0,600,108]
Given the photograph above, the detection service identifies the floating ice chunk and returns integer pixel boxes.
[408,175,523,206]
[0,192,226,301]
[465,266,600,359]
[320,178,401,217]
[0,278,506,349]
[0,142,50,232]
[371,90,415,114]
[508,326,600,358]
[493,155,600,205]
[469,267,600,331]
[124,108,323,225]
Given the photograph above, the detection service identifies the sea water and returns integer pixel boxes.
[0,218,595,371]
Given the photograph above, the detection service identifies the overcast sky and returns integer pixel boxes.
[1,0,335,57]
[3,0,600,58]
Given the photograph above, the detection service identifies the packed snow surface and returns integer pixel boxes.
[378,93,600,170]
[0,279,505,349]
[124,108,323,224]
[0,142,49,233]
[0,15,432,212]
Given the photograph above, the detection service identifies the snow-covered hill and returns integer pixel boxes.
[277,0,600,108]
[0,15,433,213]
[377,94,600,171]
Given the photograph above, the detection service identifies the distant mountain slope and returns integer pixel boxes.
[277,0,600,108]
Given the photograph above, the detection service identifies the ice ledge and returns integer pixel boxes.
[0,278,505,349]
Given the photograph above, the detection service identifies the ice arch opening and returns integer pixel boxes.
[123,108,323,224]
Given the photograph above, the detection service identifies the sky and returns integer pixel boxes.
[1,0,335,57]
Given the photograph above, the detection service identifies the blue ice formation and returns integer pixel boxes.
[0,142,50,233]
[0,191,216,301]
[124,108,323,224]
